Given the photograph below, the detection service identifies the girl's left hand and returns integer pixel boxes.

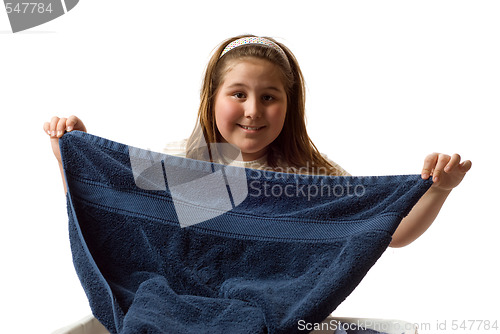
[421,153,472,191]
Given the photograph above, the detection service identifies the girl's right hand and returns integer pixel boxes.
[43,115,87,164]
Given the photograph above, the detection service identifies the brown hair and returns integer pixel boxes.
[186,34,341,175]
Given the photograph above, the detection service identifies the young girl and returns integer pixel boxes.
[44,34,471,249]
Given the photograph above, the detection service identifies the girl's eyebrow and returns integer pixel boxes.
[226,83,283,92]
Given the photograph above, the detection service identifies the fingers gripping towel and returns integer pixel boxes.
[60,131,432,334]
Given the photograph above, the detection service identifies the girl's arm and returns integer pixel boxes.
[43,115,87,194]
[390,153,472,248]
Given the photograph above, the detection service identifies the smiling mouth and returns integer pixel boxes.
[238,124,265,131]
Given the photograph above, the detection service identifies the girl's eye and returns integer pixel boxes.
[262,95,274,102]
[233,92,246,99]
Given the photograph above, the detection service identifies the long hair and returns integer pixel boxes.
[186,34,340,175]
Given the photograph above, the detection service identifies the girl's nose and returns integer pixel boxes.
[244,98,262,119]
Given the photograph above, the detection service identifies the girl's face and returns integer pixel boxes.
[214,58,287,161]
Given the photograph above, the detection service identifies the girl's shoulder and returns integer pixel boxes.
[320,153,351,176]
[163,139,188,157]
[273,153,350,176]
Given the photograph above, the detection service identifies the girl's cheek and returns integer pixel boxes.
[217,100,242,123]
[269,105,287,126]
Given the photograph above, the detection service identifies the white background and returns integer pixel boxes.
[1,1,498,333]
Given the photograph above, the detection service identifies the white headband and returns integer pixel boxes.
[220,36,290,67]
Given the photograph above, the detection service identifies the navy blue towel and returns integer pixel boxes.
[60,131,432,334]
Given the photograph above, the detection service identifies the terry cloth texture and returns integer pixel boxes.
[60,131,432,334]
